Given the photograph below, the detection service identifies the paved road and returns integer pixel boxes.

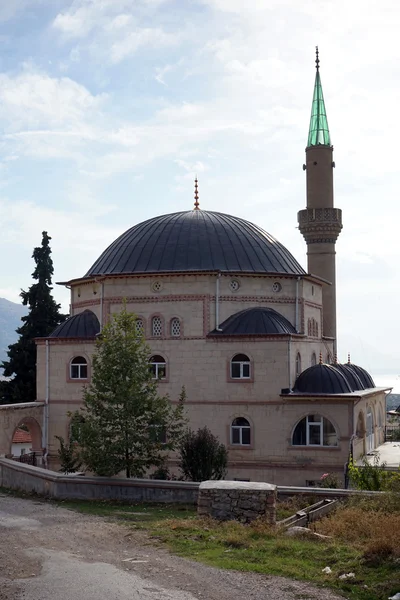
[0,493,344,600]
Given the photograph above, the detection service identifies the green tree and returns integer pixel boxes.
[179,426,228,482]
[73,306,186,478]
[55,435,82,474]
[0,232,66,404]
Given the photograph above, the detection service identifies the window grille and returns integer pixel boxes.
[170,318,181,337]
[135,318,144,336]
[152,316,162,336]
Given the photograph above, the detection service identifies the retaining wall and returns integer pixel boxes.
[0,458,384,504]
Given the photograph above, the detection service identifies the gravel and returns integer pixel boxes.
[0,493,345,600]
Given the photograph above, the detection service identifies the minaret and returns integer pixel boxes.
[298,48,342,352]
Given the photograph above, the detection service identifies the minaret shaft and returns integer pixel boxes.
[298,50,342,349]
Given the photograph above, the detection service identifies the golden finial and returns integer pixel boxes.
[347,352,351,364]
[194,177,199,210]
[319,352,323,365]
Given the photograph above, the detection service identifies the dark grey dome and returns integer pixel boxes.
[85,210,305,277]
[334,364,365,391]
[293,364,354,394]
[346,363,375,389]
[209,307,296,336]
[49,310,100,339]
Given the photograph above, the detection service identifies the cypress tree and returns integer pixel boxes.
[0,231,66,404]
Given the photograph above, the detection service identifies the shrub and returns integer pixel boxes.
[320,472,340,488]
[179,426,228,481]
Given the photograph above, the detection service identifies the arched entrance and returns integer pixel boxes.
[0,402,44,459]
[356,410,366,456]
[11,417,42,461]
[366,407,375,454]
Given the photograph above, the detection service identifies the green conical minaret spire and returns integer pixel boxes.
[307,47,331,146]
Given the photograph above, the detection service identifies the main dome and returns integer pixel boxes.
[86,210,305,277]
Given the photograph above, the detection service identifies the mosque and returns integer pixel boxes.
[35,52,387,485]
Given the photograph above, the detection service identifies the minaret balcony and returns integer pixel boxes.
[298,207,342,244]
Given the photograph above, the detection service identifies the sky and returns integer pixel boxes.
[0,0,399,372]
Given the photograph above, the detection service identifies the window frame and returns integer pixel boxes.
[230,417,251,446]
[149,355,167,380]
[291,415,338,448]
[230,354,251,380]
[69,356,88,380]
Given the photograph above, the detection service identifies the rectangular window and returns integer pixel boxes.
[308,423,321,445]
[71,365,79,378]
[231,428,240,444]
[241,428,251,445]
[242,363,250,378]
[231,363,241,378]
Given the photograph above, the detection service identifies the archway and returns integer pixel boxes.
[11,417,42,460]
[0,402,44,459]
[366,408,375,454]
[356,410,366,456]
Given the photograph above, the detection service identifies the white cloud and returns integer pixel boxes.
[110,27,179,63]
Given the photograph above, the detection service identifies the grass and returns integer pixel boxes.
[59,495,400,600]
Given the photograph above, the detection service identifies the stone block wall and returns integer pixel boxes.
[197,480,277,523]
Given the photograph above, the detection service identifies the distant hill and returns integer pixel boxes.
[0,298,26,366]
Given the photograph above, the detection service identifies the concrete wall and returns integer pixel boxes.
[0,459,385,504]
[0,459,199,504]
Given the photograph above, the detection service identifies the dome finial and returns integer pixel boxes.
[319,351,323,365]
[194,177,200,210]
[347,352,351,364]
[334,353,338,364]
[315,45,320,71]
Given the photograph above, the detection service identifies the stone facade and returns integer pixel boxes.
[32,270,387,484]
[197,480,277,523]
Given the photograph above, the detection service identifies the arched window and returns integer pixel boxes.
[356,411,365,437]
[170,318,181,337]
[135,318,144,336]
[315,322,319,338]
[150,355,166,379]
[70,356,88,379]
[311,352,317,366]
[295,352,301,377]
[230,354,250,379]
[231,417,251,445]
[308,319,312,336]
[292,415,338,447]
[152,316,162,337]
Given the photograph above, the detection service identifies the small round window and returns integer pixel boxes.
[152,281,163,292]
[272,282,282,293]
[229,279,240,292]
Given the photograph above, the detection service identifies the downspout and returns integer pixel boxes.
[100,279,104,332]
[94,277,104,332]
[295,276,300,333]
[215,272,222,331]
[43,339,50,469]
[288,335,292,390]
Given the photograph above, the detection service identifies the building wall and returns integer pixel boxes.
[37,272,372,485]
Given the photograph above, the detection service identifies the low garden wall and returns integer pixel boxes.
[0,458,383,505]
[0,458,198,504]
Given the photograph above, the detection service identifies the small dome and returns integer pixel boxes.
[49,310,100,339]
[209,307,297,336]
[293,363,354,394]
[346,362,375,389]
[85,210,305,277]
[334,364,365,391]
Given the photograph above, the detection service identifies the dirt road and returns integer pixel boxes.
[0,493,344,600]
